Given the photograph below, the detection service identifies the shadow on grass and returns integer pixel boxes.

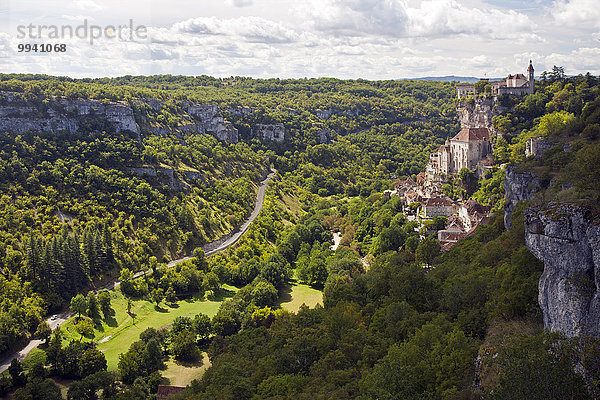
[173,356,205,368]
[206,287,236,302]
[168,302,180,309]
[94,321,105,332]
[154,305,169,313]
[104,316,118,327]
[277,283,293,305]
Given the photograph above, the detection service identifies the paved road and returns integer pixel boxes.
[0,169,275,372]
[0,310,73,373]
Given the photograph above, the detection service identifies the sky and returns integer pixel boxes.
[0,0,598,79]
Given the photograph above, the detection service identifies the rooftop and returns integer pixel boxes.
[451,127,490,142]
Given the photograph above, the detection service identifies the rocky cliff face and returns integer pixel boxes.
[187,104,239,143]
[503,166,541,229]
[525,205,600,337]
[0,92,243,144]
[457,98,504,130]
[0,92,139,137]
[252,124,285,142]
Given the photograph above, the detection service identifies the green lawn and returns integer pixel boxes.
[23,277,322,387]
[60,286,238,371]
[162,353,211,386]
[278,281,323,313]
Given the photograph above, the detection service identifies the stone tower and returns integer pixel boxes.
[527,60,535,95]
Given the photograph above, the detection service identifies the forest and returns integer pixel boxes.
[0,71,599,399]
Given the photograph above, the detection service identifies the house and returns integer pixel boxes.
[526,137,555,158]
[394,176,416,197]
[421,196,458,218]
[438,215,466,242]
[458,199,492,230]
[157,385,186,400]
[456,83,476,99]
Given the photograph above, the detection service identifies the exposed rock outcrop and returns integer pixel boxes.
[316,129,332,144]
[187,104,239,143]
[457,97,504,130]
[252,124,285,142]
[503,166,541,229]
[0,92,139,136]
[525,204,600,337]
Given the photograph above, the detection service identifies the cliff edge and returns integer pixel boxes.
[524,205,600,337]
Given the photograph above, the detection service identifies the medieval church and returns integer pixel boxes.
[427,61,536,185]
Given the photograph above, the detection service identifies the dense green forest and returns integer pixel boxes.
[0,72,599,399]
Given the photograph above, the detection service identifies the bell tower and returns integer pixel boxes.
[527,60,535,94]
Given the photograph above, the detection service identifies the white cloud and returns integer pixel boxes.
[226,0,254,7]
[172,16,300,43]
[298,0,537,40]
[406,0,535,39]
[72,0,102,12]
[542,47,600,72]
[552,0,600,28]
[0,0,597,79]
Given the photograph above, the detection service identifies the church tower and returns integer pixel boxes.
[527,60,535,94]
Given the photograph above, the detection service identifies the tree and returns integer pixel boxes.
[165,287,177,304]
[415,236,440,267]
[549,65,566,82]
[141,339,164,374]
[192,248,208,270]
[405,235,420,253]
[9,358,26,386]
[35,321,52,343]
[71,294,87,320]
[260,261,289,289]
[203,271,221,294]
[193,313,212,342]
[151,288,164,308]
[170,330,199,361]
[97,291,111,317]
[171,316,193,336]
[79,347,107,378]
[118,345,142,385]
[87,292,100,320]
[251,281,279,307]
[75,319,94,338]
[493,333,589,400]
[14,378,61,400]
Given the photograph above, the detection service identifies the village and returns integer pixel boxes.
[385,61,536,251]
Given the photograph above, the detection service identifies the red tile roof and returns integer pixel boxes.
[157,385,185,400]
[451,128,490,142]
[423,196,456,207]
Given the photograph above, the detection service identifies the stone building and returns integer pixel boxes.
[421,196,458,218]
[491,60,535,96]
[426,127,492,181]
[456,61,535,99]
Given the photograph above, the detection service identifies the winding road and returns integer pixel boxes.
[0,169,275,373]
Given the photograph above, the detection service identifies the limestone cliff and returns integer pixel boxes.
[457,97,505,130]
[503,165,541,229]
[525,205,600,337]
[0,92,242,144]
[0,92,139,137]
[252,124,285,142]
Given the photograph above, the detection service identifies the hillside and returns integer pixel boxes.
[1,72,599,400]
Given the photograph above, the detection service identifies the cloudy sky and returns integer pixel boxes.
[0,0,598,79]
